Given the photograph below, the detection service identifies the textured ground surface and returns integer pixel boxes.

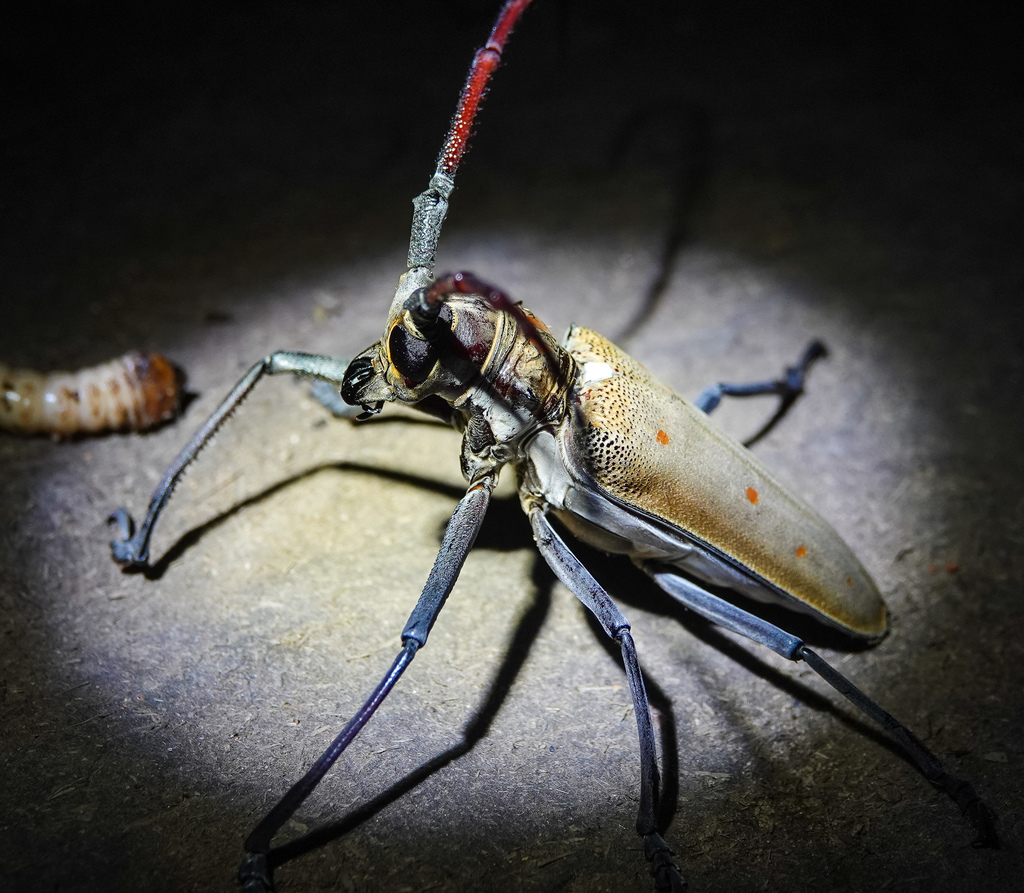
[1,3,1021,892]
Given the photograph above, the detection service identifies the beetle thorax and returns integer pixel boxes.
[342,289,575,482]
[454,302,575,481]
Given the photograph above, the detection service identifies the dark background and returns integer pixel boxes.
[1,2,1021,891]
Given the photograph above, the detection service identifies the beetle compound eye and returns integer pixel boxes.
[387,324,438,383]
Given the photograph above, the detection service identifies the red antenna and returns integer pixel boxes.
[403,0,533,288]
[438,0,533,177]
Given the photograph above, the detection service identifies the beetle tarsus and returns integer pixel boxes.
[794,338,827,370]
[354,402,384,421]
[934,774,998,849]
[238,851,273,893]
[108,508,149,569]
[645,832,686,892]
[782,339,827,395]
[108,507,134,543]
[968,802,999,850]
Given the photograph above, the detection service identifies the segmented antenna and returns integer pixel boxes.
[398,0,532,313]
[437,0,531,178]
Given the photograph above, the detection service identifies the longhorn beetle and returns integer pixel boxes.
[109,1,997,890]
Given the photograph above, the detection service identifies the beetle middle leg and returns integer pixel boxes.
[239,471,497,892]
[530,509,686,893]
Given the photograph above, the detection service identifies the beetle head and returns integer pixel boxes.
[341,272,507,417]
[342,272,572,450]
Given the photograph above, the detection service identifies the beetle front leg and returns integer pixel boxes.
[530,510,686,893]
[647,565,998,850]
[109,351,350,570]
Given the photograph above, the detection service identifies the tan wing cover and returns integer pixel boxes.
[564,327,886,638]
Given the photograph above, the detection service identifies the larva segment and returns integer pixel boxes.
[0,351,181,436]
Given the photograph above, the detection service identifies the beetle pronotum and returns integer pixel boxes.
[109,2,996,890]
[0,351,180,437]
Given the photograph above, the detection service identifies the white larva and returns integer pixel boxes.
[0,351,180,436]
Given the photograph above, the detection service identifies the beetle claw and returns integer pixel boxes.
[108,509,148,569]
[967,801,999,850]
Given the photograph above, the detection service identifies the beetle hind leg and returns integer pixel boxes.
[799,645,998,849]
[647,565,999,851]
[693,340,827,440]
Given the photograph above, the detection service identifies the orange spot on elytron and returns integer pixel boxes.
[745,487,758,505]
[795,546,808,558]
[656,429,669,445]
[846,577,854,586]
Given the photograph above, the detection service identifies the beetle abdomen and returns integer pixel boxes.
[562,326,886,639]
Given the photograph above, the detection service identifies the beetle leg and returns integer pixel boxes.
[108,351,350,570]
[693,340,826,416]
[647,566,998,850]
[530,510,686,893]
[239,472,496,892]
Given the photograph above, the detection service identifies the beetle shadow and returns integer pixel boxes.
[740,394,810,449]
[609,99,713,348]
[133,460,475,579]
[265,547,556,876]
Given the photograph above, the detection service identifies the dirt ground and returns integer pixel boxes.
[1,3,1021,892]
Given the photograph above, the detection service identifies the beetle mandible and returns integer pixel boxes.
[109,1,997,890]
